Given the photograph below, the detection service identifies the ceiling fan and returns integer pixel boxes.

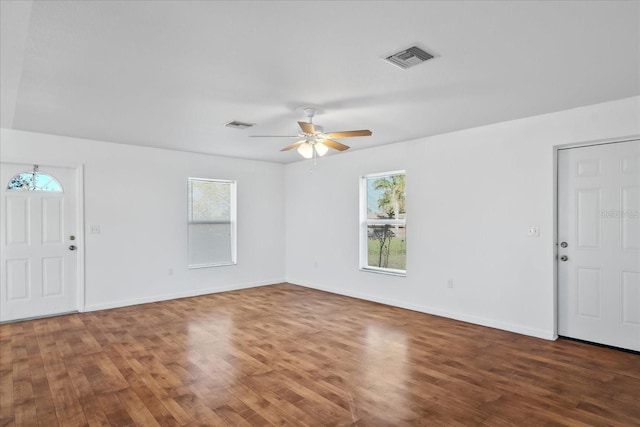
[251,108,372,159]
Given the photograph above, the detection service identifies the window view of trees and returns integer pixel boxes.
[364,172,406,272]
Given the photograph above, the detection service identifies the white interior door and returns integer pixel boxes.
[558,140,640,351]
[0,163,79,321]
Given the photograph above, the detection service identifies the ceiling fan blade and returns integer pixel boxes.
[280,140,306,151]
[325,130,372,138]
[323,139,350,151]
[298,121,315,134]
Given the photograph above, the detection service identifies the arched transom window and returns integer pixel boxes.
[6,165,63,192]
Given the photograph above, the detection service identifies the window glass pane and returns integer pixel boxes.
[188,178,236,267]
[190,180,230,222]
[189,223,232,266]
[367,224,406,270]
[7,172,63,192]
[366,174,405,220]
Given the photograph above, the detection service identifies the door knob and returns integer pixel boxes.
[560,255,568,261]
[69,245,77,251]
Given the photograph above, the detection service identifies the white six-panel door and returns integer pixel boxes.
[558,140,640,351]
[0,163,78,322]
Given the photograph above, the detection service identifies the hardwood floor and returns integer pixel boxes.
[1,283,639,426]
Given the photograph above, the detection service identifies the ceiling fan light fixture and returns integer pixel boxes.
[297,142,314,159]
[314,142,328,156]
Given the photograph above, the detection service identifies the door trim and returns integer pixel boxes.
[553,135,640,340]
[75,164,85,313]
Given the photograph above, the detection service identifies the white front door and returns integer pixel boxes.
[558,140,640,351]
[0,163,79,321]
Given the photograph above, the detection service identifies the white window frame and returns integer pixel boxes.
[359,170,406,276]
[187,177,237,268]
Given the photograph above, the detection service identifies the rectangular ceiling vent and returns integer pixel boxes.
[384,46,434,70]
[224,120,254,129]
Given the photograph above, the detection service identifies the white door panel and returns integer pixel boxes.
[1,163,78,321]
[558,140,640,351]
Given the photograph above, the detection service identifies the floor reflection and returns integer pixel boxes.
[187,315,236,390]
[362,323,411,417]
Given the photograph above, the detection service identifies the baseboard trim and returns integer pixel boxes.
[83,278,556,341]
[288,280,556,341]
[83,279,283,312]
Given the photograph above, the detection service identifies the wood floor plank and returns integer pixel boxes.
[115,388,162,427]
[95,391,135,427]
[64,359,109,427]
[1,283,638,426]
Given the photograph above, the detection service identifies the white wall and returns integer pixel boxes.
[0,129,286,310]
[2,96,638,338]
[285,96,640,339]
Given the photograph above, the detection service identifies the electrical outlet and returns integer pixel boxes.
[527,225,540,237]
[90,225,100,234]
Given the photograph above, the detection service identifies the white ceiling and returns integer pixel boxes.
[1,1,639,163]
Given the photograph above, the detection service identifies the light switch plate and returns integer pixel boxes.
[528,225,540,237]
[90,225,101,234]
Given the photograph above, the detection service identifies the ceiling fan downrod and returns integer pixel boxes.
[303,107,316,125]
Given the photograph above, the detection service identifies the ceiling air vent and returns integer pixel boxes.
[224,120,254,129]
[384,46,434,70]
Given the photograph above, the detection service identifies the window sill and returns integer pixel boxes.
[188,262,236,269]
[360,267,406,277]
